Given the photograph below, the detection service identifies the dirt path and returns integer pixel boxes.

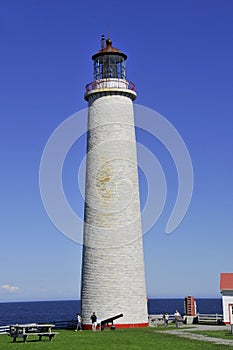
[159,325,233,346]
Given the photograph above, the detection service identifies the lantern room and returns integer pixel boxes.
[92,35,127,81]
[85,35,136,100]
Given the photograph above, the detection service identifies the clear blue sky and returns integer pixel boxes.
[1,0,233,302]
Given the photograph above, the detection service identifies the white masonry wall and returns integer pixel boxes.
[81,92,148,326]
[222,291,233,323]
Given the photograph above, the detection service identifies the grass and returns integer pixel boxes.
[0,327,233,350]
[193,329,233,340]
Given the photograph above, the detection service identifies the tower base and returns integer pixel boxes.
[82,322,149,330]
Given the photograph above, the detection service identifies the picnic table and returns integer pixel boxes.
[8,323,58,342]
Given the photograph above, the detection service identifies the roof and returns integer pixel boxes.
[100,39,121,54]
[92,38,127,60]
[220,273,233,290]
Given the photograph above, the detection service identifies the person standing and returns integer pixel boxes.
[174,310,181,317]
[163,312,169,327]
[75,313,82,331]
[90,312,97,331]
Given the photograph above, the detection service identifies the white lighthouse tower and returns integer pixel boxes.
[81,36,148,329]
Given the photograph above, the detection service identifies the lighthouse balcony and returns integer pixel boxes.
[85,78,135,93]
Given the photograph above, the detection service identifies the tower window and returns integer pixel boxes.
[94,55,126,80]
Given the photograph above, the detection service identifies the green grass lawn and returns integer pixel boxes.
[193,329,233,340]
[0,328,233,350]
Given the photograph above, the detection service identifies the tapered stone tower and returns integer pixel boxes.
[81,36,148,328]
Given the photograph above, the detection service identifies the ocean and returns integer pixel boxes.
[0,298,222,326]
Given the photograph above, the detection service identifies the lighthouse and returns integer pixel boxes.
[81,36,148,328]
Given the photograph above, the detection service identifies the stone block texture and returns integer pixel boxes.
[81,90,148,326]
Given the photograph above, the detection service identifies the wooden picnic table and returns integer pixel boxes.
[9,323,58,342]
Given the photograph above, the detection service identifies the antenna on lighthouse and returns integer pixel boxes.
[107,24,111,41]
[101,35,105,49]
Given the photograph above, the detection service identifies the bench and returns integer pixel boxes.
[175,316,184,328]
[10,332,58,342]
[100,313,123,330]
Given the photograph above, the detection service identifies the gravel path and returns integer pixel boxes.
[158,325,233,346]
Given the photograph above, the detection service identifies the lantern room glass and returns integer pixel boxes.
[94,54,126,81]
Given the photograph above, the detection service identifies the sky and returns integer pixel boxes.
[0,0,233,302]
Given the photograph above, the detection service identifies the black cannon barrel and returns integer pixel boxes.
[100,313,123,325]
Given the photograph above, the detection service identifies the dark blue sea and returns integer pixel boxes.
[0,299,222,326]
